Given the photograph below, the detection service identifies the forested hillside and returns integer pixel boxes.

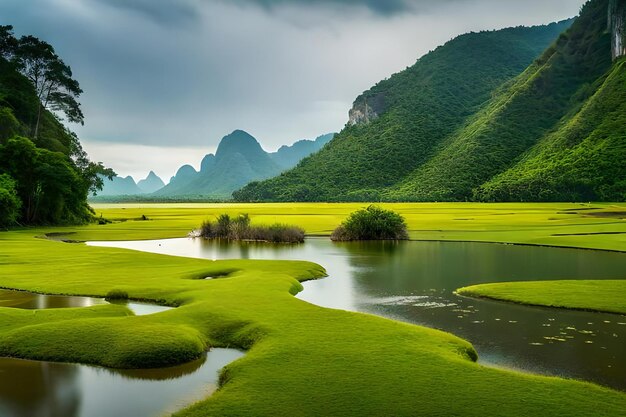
[390,0,616,201]
[0,26,110,227]
[234,19,573,201]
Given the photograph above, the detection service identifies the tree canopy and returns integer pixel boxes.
[0,26,113,227]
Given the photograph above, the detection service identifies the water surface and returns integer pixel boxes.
[89,237,626,391]
[0,289,171,316]
[0,349,243,417]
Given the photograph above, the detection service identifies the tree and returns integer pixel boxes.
[67,129,115,195]
[0,136,96,224]
[0,173,21,228]
[13,35,84,139]
[0,25,17,59]
[0,136,38,222]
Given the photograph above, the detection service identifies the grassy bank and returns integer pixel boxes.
[0,225,625,416]
[72,202,626,252]
[457,280,626,315]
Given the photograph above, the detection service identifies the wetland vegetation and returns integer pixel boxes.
[197,213,305,243]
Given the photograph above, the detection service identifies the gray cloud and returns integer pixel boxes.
[92,0,199,24]
[0,0,585,180]
[231,0,414,15]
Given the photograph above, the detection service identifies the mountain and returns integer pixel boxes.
[136,171,165,194]
[155,130,334,198]
[95,175,143,196]
[474,0,626,202]
[270,133,335,169]
[388,0,617,201]
[232,19,574,202]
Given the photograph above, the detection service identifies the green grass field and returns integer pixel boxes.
[80,202,626,251]
[457,280,626,315]
[2,202,626,415]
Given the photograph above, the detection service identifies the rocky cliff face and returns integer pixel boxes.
[348,92,385,126]
[609,0,626,59]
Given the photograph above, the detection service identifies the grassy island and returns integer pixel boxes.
[457,280,626,315]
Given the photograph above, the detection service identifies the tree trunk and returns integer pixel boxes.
[33,102,42,139]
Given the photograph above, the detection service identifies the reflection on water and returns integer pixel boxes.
[0,290,172,316]
[0,290,106,309]
[89,237,626,391]
[0,349,244,417]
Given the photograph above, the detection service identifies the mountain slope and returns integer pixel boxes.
[233,20,573,202]
[389,0,613,200]
[270,133,334,169]
[476,58,626,201]
[154,130,281,198]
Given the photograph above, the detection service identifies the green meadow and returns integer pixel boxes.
[1,202,626,415]
[82,202,626,250]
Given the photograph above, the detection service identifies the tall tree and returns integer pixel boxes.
[13,35,84,139]
[0,25,17,59]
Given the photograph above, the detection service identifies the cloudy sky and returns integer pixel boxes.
[1,0,585,181]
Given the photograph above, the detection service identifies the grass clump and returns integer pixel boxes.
[105,289,129,301]
[199,213,304,243]
[331,205,409,241]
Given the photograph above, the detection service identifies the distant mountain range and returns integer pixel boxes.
[95,171,163,196]
[235,0,626,202]
[93,131,334,199]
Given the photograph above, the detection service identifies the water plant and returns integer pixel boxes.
[198,213,305,243]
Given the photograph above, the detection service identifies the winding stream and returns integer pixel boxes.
[89,237,626,391]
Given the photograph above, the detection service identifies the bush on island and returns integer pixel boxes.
[331,205,409,241]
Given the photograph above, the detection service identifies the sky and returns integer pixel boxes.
[1,0,586,181]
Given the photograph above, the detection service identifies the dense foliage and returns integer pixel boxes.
[198,213,305,243]
[391,0,614,201]
[0,173,20,228]
[233,20,573,202]
[476,58,626,201]
[0,26,111,226]
[330,205,408,241]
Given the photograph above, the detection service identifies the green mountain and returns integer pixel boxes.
[96,175,143,196]
[390,0,616,201]
[234,19,574,202]
[137,171,165,194]
[155,130,334,199]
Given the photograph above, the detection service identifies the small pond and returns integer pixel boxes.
[0,289,171,316]
[0,349,244,417]
[89,237,626,391]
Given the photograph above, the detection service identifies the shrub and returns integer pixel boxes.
[197,213,304,243]
[331,205,409,241]
[105,289,129,301]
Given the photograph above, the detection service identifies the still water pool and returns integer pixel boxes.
[89,237,626,391]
